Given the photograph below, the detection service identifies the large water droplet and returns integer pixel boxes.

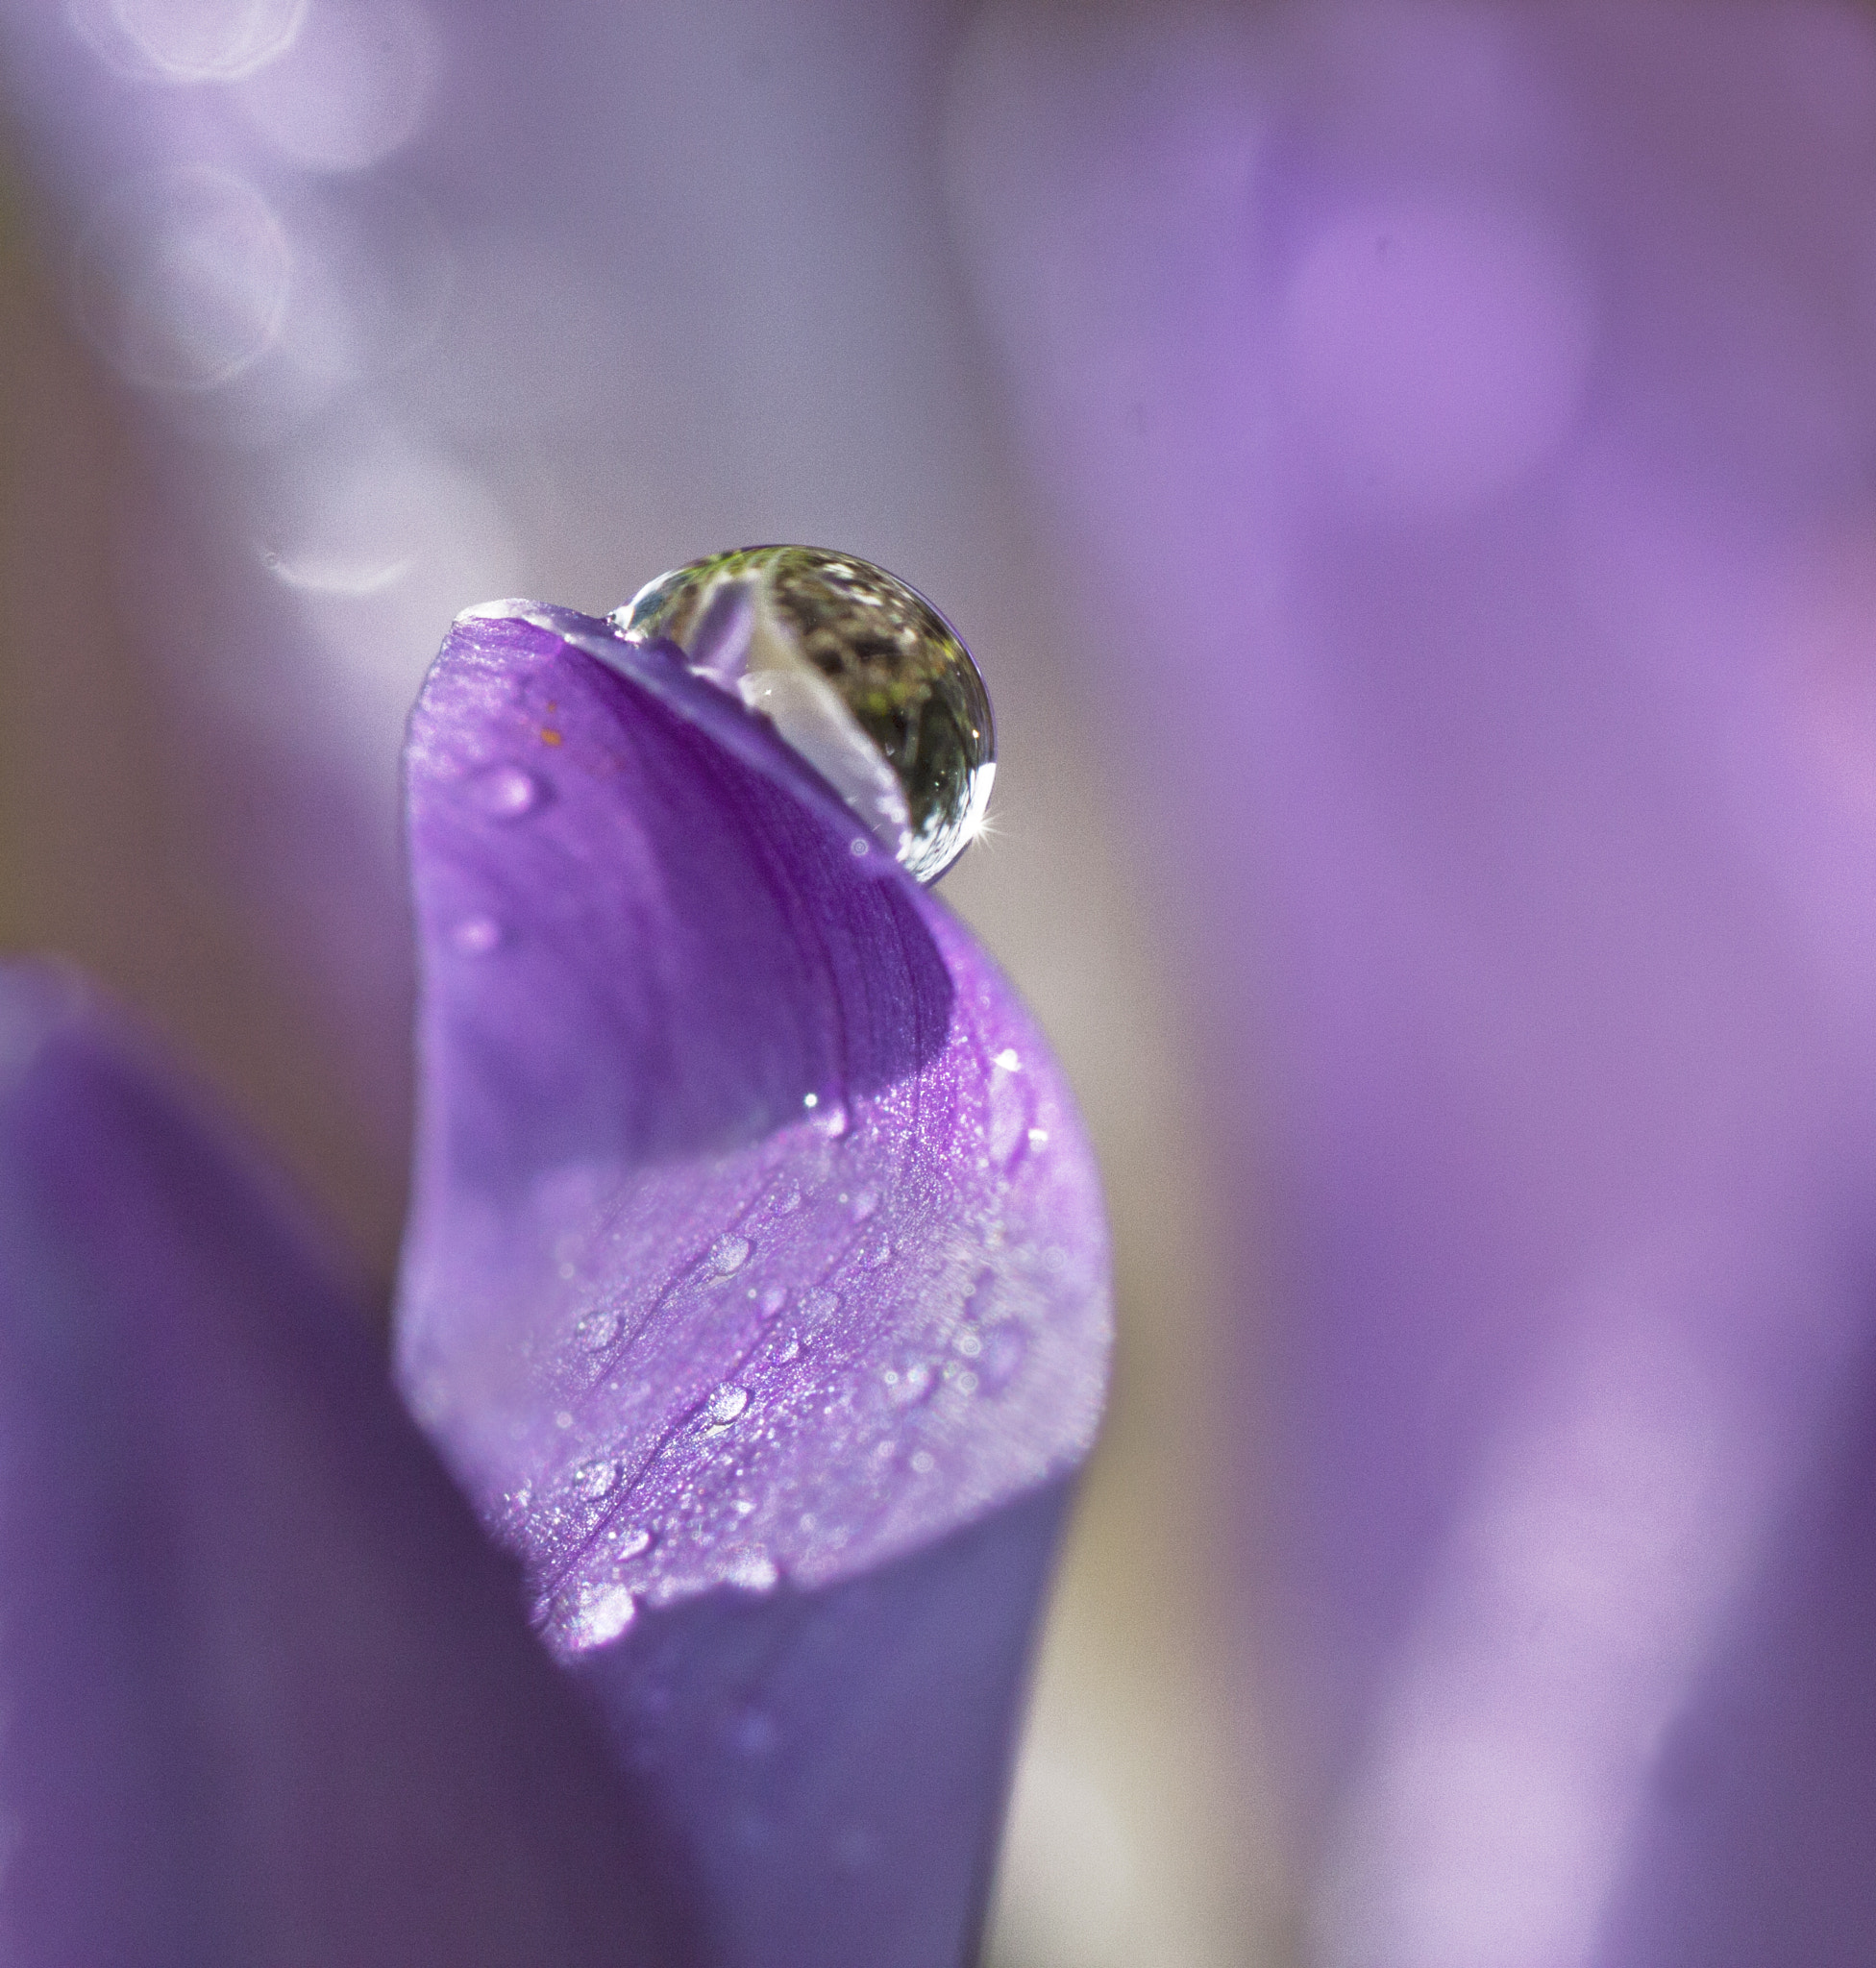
[612,545,995,884]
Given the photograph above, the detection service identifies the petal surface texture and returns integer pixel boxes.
[398,604,1111,1968]
[0,961,676,1966]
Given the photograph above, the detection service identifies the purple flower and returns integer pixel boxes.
[12,0,1876,1959]
[0,603,1110,1961]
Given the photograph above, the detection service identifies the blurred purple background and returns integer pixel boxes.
[6,2,1876,1962]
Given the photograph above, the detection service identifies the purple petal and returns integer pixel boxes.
[0,961,676,1964]
[398,604,1111,1966]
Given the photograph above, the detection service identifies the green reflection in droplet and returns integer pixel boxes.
[612,546,995,885]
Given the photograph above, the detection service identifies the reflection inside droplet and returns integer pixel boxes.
[613,545,995,883]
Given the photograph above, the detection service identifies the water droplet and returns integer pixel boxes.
[910,1449,936,1474]
[450,913,505,955]
[711,1233,751,1276]
[1027,1126,1050,1151]
[612,546,995,883]
[573,1458,620,1501]
[554,1409,574,1430]
[850,1190,877,1222]
[759,1284,788,1318]
[613,1524,654,1559]
[993,1047,1023,1072]
[467,762,542,820]
[812,1102,850,1141]
[707,1383,750,1425]
[576,1307,621,1350]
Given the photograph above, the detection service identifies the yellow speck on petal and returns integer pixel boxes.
[540,728,562,746]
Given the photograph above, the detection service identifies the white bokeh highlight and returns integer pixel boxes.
[68,0,304,81]
[233,0,437,171]
[74,166,290,391]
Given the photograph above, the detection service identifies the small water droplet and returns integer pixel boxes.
[576,1308,621,1350]
[850,1190,877,1221]
[812,1102,850,1140]
[910,1449,936,1474]
[993,1047,1022,1072]
[450,913,505,955]
[802,1092,819,1109]
[711,1233,751,1276]
[760,1284,788,1317]
[707,1383,750,1425]
[613,1524,654,1559]
[612,546,995,884]
[1027,1126,1050,1151]
[555,1409,575,1430]
[467,762,543,820]
[573,1458,620,1501]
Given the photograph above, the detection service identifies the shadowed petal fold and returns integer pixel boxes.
[398,603,1112,1968]
[0,962,674,1966]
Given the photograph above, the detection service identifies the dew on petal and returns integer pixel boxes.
[572,1457,620,1501]
[465,762,542,819]
[575,1307,620,1350]
[707,1383,751,1425]
[711,1232,752,1276]
[612,545,995,883]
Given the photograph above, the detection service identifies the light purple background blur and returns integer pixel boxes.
[6,3,1876,1963]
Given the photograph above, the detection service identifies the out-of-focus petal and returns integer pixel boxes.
[398,604,1111,1968]
[0,961,676,1965]
[951,1,1876,1958]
